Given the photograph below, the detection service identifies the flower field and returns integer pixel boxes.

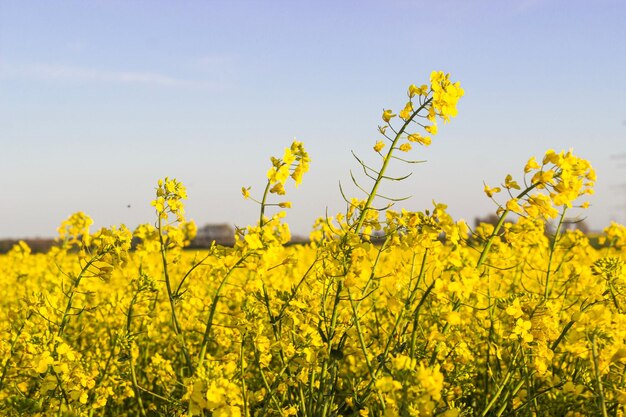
[1,72,626,417]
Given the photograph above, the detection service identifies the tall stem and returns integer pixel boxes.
[591,334,609,417]
[476,182,540,269]
[544,208,567,299]
[354,98,433,234]
[157,215,194,373]
[259,180,272,227]
[197,256,247,370]
[476,210,510,269]
[58,254,103,337]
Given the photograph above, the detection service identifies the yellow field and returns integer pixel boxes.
[1,72,625,416]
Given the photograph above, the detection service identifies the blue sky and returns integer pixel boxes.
[1,0,625,238]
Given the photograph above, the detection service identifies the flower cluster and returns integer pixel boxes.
[151,177,188,222]
[377,71,463,156]
[484,149,595,222]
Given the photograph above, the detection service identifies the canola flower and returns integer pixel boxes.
[1,72,626,417]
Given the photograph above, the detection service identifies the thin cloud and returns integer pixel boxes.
[2,63,216,88]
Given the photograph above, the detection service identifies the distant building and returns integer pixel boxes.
[191,223,235,247]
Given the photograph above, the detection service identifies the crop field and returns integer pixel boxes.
[1,72,625,417]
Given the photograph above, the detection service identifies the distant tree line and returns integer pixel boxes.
[0,238,56,254]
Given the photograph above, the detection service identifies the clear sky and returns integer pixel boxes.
[1,0,625,239]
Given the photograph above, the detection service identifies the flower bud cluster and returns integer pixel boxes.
[266,141,310,193]
[152,177,188,222]
[430,70,464,121]
[243,141,310,211]
[377,72,463,156]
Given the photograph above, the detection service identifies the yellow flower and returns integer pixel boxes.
[206,382,227,409]
[279,201,292,208]
[399,101,413,120]
[543,149,560,165]
[506,198,523,214]
[244,233,263,250]
[524,157,540,173]
[446,311,462,325]
[373,140,385,152]
[408,133,431,146]
[504,174,521,190]
[35,352,54,373]
[270,183,286,195]
[292,165,305,186]
[151,197,165,213]
[505,299,524,318]
[375,376,402,392]
[483,184,501,198]
[424,124,438,135]
[512,318,534,343]
[430,71,464,121]
[408,84,429,96]
[409,84,422,97]
[285,406,298,416]
[382,109,396,123]
[241,187,251,199]
[398,143,412,152]
[282,147,296,165]
[531,170,555,187]
[267,165,290,184]
[416,363,444,400]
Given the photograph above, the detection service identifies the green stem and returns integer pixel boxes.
[197,255,247,370]
[354,235,392,312]
[476,209,510,270]
[129,353,148,417]
[476,182,541,269]
[480,347,520,417]
[354,98,433,235]
[259,180,272,227]
[317,277,343,417]
[58,253,103,337]
[551,320,575,352]
[0,314,30,389]
[481,370,513,417]
[495,378,525,417]
[240,336,249,417]
[358,251,432,405]
[347,289,386,411]
[410,280,436,358]
[545,208,567,299]
[157,214,194,374]
[256,348,287,417]
[174,251,213,298]
[591,334,609,417]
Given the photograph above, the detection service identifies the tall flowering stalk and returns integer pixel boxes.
[310,71,464,417]
[151,177,197,374]
[350,71,464,237]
